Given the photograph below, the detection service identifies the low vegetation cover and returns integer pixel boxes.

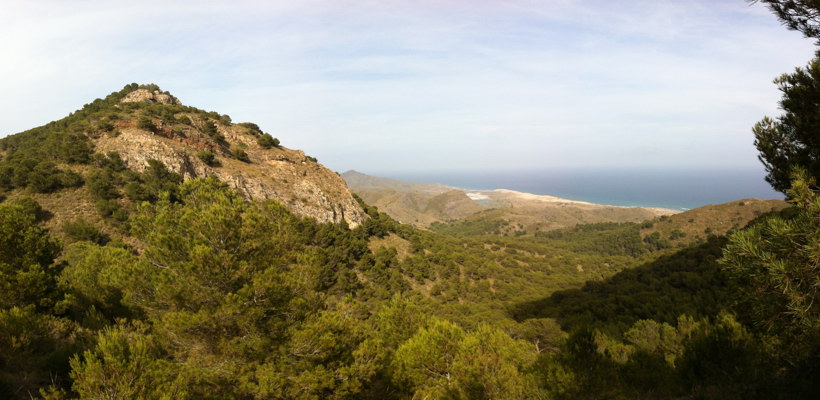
[2,3,820,396]
[0,112,817,398]
[1,162,818,399]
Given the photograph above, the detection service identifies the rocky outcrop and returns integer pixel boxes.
[94,97,366,227]
[121,89,181,105]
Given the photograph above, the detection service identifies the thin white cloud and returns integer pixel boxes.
[0,0,815,173]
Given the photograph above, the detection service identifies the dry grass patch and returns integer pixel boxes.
[368,233,412,261]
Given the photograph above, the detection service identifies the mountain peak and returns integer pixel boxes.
[121,88,180,105]
[0,83,367,228]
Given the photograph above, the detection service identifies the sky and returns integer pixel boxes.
[1,0,816,174]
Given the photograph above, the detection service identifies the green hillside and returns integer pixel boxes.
[0,83,818,399]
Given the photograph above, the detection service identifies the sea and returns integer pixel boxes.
[381,167,783,211]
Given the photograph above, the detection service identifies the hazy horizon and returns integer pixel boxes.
[357,165,783,210]
[3,0,816,174]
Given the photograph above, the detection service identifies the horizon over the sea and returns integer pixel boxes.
[370,166,783,211]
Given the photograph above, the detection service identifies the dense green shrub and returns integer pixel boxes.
[96,120,114,132]
[238,122,262,135]
[201,120,224,142]
[7,197,48,221]
[197,151,218,166]
[86,170,120,200]
[124,182,152,202]
[123,159,183,203]
[257,133,280,149]
[28,162,65,193]
[232,146,250,162]
[92,152,127,172]
[94,199,128,223]
[58,169,83,188]
[137,116,155,132]
[0,201,62,311]
[62,218,110,245]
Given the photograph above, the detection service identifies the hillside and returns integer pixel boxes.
[0,84,366,239]
[639,198,789,247]
[0,86,814,400]
[342,170,455,195]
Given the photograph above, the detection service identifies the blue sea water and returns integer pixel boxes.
[381,167,783,211]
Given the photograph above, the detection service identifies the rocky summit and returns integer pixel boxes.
[120,88,181,105]
[102,90,365,227]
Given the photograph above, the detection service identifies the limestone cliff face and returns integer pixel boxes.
[92,92,366,227]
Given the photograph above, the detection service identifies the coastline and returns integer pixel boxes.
[467,188,679,216]
[377,167,781,211]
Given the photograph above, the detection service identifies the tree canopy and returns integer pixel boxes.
[755,0,820,40]
[753,55,820,193]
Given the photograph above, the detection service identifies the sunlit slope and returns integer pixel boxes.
[343,170,675,232]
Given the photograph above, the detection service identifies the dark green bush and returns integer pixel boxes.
[137,116,155,132]
[257,133,280,149]
[201,120,224,142]
[8,197,49,221]
[0,165,12,190]
[91,152,127,172]
[96,121,114,132]
[62,218,110,245]
[86,170,120,200]
[95,199,121,218]
[28,162,62,193]
[197,151,218,167]
[123,160,183,203]
[238,122,262,135]
[124,182,151,202]
[232,147,250,163]
[58,170,83,188]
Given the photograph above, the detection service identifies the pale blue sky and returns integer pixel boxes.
[1,0,815,173]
